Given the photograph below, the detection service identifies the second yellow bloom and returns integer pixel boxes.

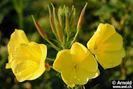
[53,42,99,87]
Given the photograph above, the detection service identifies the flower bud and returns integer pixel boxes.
[32,16,47,39]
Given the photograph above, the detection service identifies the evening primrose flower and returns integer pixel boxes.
[6,29,47,82]
[53,42,99,87]
[87,23,125,69]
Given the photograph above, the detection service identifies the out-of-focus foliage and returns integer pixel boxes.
[0,0,133,89]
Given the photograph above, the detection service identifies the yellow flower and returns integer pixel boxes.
[6,29,47,82]
[53,42,99,87]
[87,23,125,69]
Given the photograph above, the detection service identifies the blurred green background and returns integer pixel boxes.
[0,0,133,89]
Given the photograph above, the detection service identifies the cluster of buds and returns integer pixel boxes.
[32,3,88,50]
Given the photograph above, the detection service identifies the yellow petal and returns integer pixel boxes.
[53,50,74,73]
[70,42,88,62]
[6,29,29,68]
[61,68,76,87]
[100,33,123,51]
[87,23,116,53]
[96,48,125,69]
[87,23,125,69]
[53,49,76,87]
[53,42,99,87]
[75,52,99,85]
[10,42,47,82]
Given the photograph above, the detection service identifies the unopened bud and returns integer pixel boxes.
[32,15,47,39]
[51,4,64,43]
[45,63,51,71]
[77,3,88,31]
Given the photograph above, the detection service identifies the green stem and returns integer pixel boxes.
[46,57,54,61]
[82,86,85,89]
[120,50,127,79]
[18,12,23,29]
[45,38,60,51]
[66,33,70,42]
[70,29,79,46]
